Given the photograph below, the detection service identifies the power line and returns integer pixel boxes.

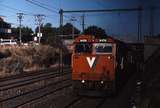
[0,3,34,15]
[25,0,72,20]
[26,0,69,20]
[26,0,84,27]
[0,2,58,18]
[31,0,59,10]
[0,2,57,24]
[26,0,58,14]
[95,1,106,8]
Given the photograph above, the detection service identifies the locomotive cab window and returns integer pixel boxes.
[94,43,112,54]
[75,43,92,53]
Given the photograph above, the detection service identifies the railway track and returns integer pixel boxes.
[64,97,107,108]
[0,67,71,108]
[0,67,70,87]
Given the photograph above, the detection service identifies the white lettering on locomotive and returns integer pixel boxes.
[86,57,96,68]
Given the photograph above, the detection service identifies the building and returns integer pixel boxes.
[0,17,12,39]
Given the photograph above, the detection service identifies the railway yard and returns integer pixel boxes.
[0,44,144,108]
[0,66,139,108]
[0,44,159,108]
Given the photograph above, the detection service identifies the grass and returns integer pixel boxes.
[0,45,62,78]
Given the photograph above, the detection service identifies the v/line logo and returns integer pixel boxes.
[86,57,96,68]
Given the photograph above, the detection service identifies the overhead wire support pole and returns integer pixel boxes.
[59,9,63,31]
[35,14,45,44]
[150,6,155,37]
[17,13,24,44]
[81,14,85,33]
[59,9,64,73]
[138,6,142,42]
[70,16,77,39]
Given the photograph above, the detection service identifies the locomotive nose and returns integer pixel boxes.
[102,66,111,81]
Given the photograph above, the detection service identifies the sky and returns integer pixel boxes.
[0,0,159,42]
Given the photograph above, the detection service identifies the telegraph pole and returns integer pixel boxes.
[35,14,45,44]
[17,13,24,44]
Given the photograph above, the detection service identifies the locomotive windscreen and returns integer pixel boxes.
[94,43,112,53]
[75,43,92,53]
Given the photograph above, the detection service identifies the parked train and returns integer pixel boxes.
[71,35,135,95]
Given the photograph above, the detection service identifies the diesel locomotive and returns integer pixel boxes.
[72,35,135,95]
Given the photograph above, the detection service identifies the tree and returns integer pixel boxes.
[61,23,80,35]
[83,25,107,38]
[35,23,62,46]
[11,26,34,42]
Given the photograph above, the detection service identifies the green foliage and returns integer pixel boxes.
[11,26,34,42]
[35,23,80,47]
[61,23,80,35]
[83,25,107,38]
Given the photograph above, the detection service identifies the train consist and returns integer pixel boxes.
[71,35,136,95]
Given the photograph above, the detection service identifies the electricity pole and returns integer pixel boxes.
[35,14,45,44]
[150,6,155,37]
[59,9,63,73]
[138,7,142,42]
[17,13,24,44]
[81,14,85,33]
[70,16,77,39]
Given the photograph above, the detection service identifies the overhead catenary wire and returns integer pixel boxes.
[0,2,57,22]
[0,3,34,16]
[25,0,71,19]
[95,1,106,8]
[25,0,58,14]
[25,0,87,29]
[31,0,60,10]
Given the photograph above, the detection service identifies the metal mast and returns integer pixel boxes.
[35,14,45,44]
[17,13,24,44]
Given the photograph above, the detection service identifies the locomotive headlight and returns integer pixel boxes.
[82,80,85,83]
[108,56,111,59]
[100,81,104,84]
[136,81,142,85]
